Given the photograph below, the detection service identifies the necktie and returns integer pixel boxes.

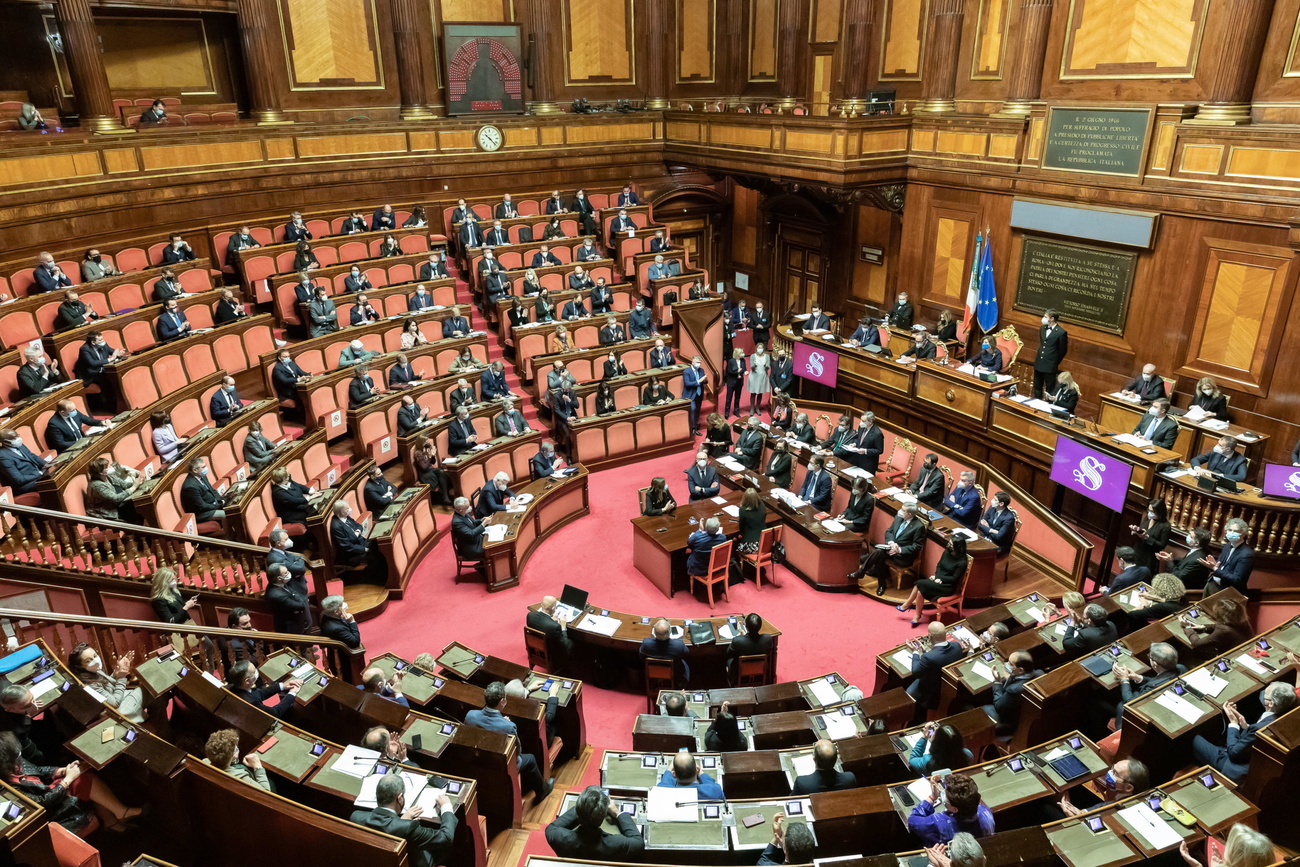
[1144,416,1160,439]
[507,414,517,434]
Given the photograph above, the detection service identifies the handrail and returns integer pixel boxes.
[0,606,365,683]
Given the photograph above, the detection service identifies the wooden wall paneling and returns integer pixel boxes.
[562,0,635,85]
[969,0,1012,79]
[0,5,62,110]
[811,0,844,43]
[98,17,217,94]
[927,208,976,303]
[1246,0,1300,123]
[750,0,780,81]
[677,0,717,83]
[849,204,896,313]
[731,185,761,275]
[277,0,385,88]
[879,0,928,81]
[439,0,511,20]
[811,49,835,111]
[1178,238,1294,396]
[1058,0,1208,79]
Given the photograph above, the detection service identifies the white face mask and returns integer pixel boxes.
[696,460,707,468]
[1202,388,1213,395]
[1042,316,1050,326]
[1213,445,1225,455]
[84,654,102,672]
[1186,535,1197,547]
[282,538,293,549]
[1141,373,1152,381]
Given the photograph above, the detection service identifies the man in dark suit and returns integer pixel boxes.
[267,528,310,588]
[608,209,636,245]
[1062,604,1118,659]
[982,650,1042,734]
[798,455,834,512]
[371,204,397,232]
[419,252,449,281]
[528,594,576,669]
[459,213,483,248]
[75,332,126,391]
[886,292,914,328]
[180,457,226,527]
[152,267,185,302]
[451,497,486,561]
[54,290,95,331]
[157,298,191,342]
[270,471,312,528]
[685,455,719,501]
[590,279,613,315]
[307,287,339,337]
[649,338,674,369]
[900,332,936,361]
[340,210,368,235]
[628,299,654,339]
[466,682,553,798]
[640,618,690,682]
[544,191,568,214]
[215,288,246,325]
[853,503,925,594]
[44,400,97,454]
[210,375,244,427]
[284,213,311,242]
[568,267,595,293]
[1114,642,1183,728]
[348,364,379,409]
[530,441,564,480]
[493,398,530,437]
[1102,546,1150,596]
[440,307,470,338]
[575,239,601,262]
[484,220,509,247]
[820,416,855,453]
[979,491,1016,556]
[849,317,881,348]
[545,785,644,861]
[0,429,50,494]
[835,412,884,472]
[1032,309,1069,399]
[33,253,72,294]
[1119,363,1167,404]
[942,471,982,529]
[1191,684,1295,783]
[271,349,311,406]
[732,417,766,470]
[770,349,793,394]
[449,379,477,412]
[906,621,965,712]
[791,740,858,795]
[226,226,261,262]
[572,189,596,235]
[531,245,562,268]
[352,294,381,325]
[395,394,429,434]
[561,297,588,320]
[389,354,420,389]
[448,407,478,456]
[804,305,831,332]
[480,361,512,400]
[909,453,945,507]
[351,775,457,867]
[726,612,773,671]
[598,317,625,346]
[1131,398,1178,449]
[292,272,318,306]
[475,472,515,517]
[495,194,519,220]
[17,348,62,397]
[331,501,370,569]
[226,659,301,719]
[649,230,671,253]
[618,185,640,207]
[1190,436,1248,482]
[161,234,196,264]
[1202,518,1254,592]
[451,199,475,225]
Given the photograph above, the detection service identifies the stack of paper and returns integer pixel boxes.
[902,732,925,751]
[951,625,979,649]
[1182,668,1229,697]
[1184,406,1206,421]
[878,486,903,497]
[646,786,698,822]
[723,505,741,518]
[905,777,932,804]
[336,745,381,778]
[1007,394,1031,404]
[969,661,995,682]
[710,496,727,504]
[957,363,976,374]
[840,466,870,479]
[1117,802,1182,849]
[1154,690,1206,725]
[1114,433,1148,447]
[892,649,915,670]
[1024,398,1056,413]
[1041,747,1068,761]
[576,612,623,636]
[791,753,817,777]
[1111,391,1140,402]
[806,679,841,706]
[822,713,858,739]
[894,492,918,505]
[1024,606,1045,622]
[821,519,846,533]
[485,524,508,542]
[1234,653,1270,676]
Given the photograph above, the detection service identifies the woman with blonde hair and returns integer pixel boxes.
[521,268,542,296]
[935,309,957,342]
[704,412,732,457]
[1191,376,1229,421]
[550,322,572,353]
[1131,573,1187,624]
[1048,371,1081,414]
[1179,824,1273,867]
[748,342,771,415]
[150,567,195,625]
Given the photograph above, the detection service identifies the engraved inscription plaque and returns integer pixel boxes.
[1043,108,1150,177]
[1014,237,1137,334]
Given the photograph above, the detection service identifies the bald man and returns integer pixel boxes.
[527,595,575,671]
[656,750,724,800]
[791,739,857,795]
[639,618,691,683]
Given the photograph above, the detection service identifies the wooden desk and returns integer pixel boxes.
[528,338,658,398]
[494,280,630,345]
[481,466,591,591]
[913,359,1008,426]
[569,399,694,471]
[775,324,916,398]
[1155,470,1300,562]
[1098,392,1269,474]
[232,225,433,300]
[516,310,636,382]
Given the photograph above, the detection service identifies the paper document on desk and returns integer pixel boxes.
[84,426,108,435]
[894,492,918,505]
[905,777,932,804]
[951,625,980,650]
[1163,468,1193,479]
[723,506,740,518]
[1234,653,1270,676]
[711,496,727,504]
[485,524,508,543]
[1182,668,1229,698]
[646,786,698,822]
[821,519,845,533]
[1203,419,1230,430]
[970,661,995,682]
[822,713,858,739]
[892,649,915,670]
[1042,747,1068,761]
[1184,406,1207,421]
[807,679,841,706]
[1025,606,1045,623]
[1118,802,1182,849]
[951,528,979,542]
[957,363,976,374]
[840,466,871,479]
[791,753,817,777]
[1154,690,1206,725]
[29,677,60,700]
[878,486,903,497]
[505,505,526,513]
[1023,399,1056,413]
[337,745,381,779]
[1111,392,1140,402]
[903,732,925,751]
[355,773,384,807]
[576,613,622,636]
[291,662,316,679]
[413,785,449,816]
[1113,433,1148,447]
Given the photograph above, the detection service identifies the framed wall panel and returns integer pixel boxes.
[970,0,1011,79]
[749,0,779,81]
[1059,0,1208,79]
[99,18,217,94]
[1177,239,1294,395]
[1284,8,1300,76]
[439,0,511,21]
[677,0,717,83]
[927,209,976,301]
[277,0,385,90]
[810,0,843,43]
[562,0,635,85]
[879,0,928,81]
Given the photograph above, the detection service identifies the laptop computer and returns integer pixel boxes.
[554,584,589,622]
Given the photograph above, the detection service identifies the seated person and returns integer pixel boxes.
[788,413,817,444]
[642,376,671,405]
[602,351,627,380]
[983,650,1043,734]
[897,536,968,627]
[1120,363,1167,404]
[242,420,276,475]
[848,317,881,347]
[908,723,975,775]
[662,692,697,718]
[686,516,727,579]
[284,212,311,241]
[215,288,246,324]
[969,338,1003,372]
[792,739,858,794]
[545,785,644,861]
[732,416,766,469]
[532,245,561,268]
[907,772,994,845]
[704,701,747,752]
[642,477,677,516]
[350,294,380,325]
[330,501,370,569]
[451,497,486,562]
[1062,603,1119,659]
[388,353,420,388]
[650,338,675,368]
[640,618,691,682]
[561,296,588,320]
[629,299,654,339]
[685,454,719,500]
[33,253,72,294]
[225,660,301,720]
[161,233,196,264]
[494,398,531,437]
[210,376,244,427]
[54,290,95,331]
[359,666,408,707]
[152,267,184,302]
[942,471,982,529]
[85,457,142,523]
[80,249,120,282]
[530,440,564,479]
[0,430,50,494]
[656,751,724,800]
[269,466,312,534]
[1057,758,1148,818]
[204,729,273,791]
[1190,376,1230,421]
[348,364,380,408]
[852,503,925,595]
[271,349,311,407]
[1183,596,1253,661]
[837,476,875,534]
[465,682,552,797]
[449,378,477,411]
[396,394,430,436]
[1129,573,1188,626]
[571,268,596,296]
[475,472,515,517]
[157,298,191,342]
[340,211,367,235]
[1100,546,1150,596]
[442,306,471,338]
[0,731,145,837]
[420,251,450,280]
[338,339,378,368]
[1191,683,1296,783]
[910,453,946,507]
[45,399,98,454]
[480,361,512,400]
[1114,642,1184,728]
[1190,435,1248,482]
[1131,398,1178,449]
[758,815,815,866]
[1047,371,1082,414]
[484,220,509,246]
[598,316,625,345]
[350,775,457,867]
[450,347,483,373]
[901,332,937,361]
[448,406,479,456]
[226,226,261,260]
[362,465,398,517]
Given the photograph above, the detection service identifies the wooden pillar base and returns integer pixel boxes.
[253,109,293,125]
[85,116,134,135]
[400,105,435,120]
[528,101,561,115]
[992,99,1034,118]
[837,98,866,117]
[1184,103,1253,125]
[645,97,670,110]
[914,98,956,113]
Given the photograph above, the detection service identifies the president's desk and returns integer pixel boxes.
[524,602,781,693]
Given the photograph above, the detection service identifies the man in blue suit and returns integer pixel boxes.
[531,440,564,480]
[1202,518,1255,592]
[34,253,72,294]
[942,471,982,529]
[480,361,512,400]
[1101,546,1150,596]
[156,299,192,342]
[798,456,834,512]
[978,491,1017,557]
[0,429,50,494]
[1190,436,1248,483]
[441,307,471,338]
[1192,684,1295,783]
[906,621,965,713]
[848,317,881,348]
[682,356,708,434]
[657,751,723,800]
[466,682,552,798]
[475,472,515,517]
[209,375,244,427]
[408,285,435,312]
[640,618,691,682]
[44,400,98,454]
[685,455,719,501]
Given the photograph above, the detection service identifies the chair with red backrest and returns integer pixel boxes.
[316,248,339,268]
[115,248,149,273]
[187,303,215,331]
[643,657,678,713]
[339,242,368,263]
[275,251,297,273]
[146,243,169,267]
[990,325,1024,372]
[740,525,782,588]
[179,268,211,293]
[399,235,428,254]
[881,437,917,486]
[690,539,734,610]
[120,366,160,410]
[213,332,249,375]
[0,309,39,349]
[307,220,331,239]
[9,269,36,297]
[107,283,146,312]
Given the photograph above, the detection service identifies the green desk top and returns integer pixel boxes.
[603,753,667,789]
[975,763,1053,810]
[260,652,318,684]
[952,654,1004,693]
[730,802,810,849]
[523,672,576,707]
[1112,800,1195,852]
[402,718,455,757]
[1270,619,1300,654]
[798,674,848,707]
[132,655,184,696]
[6,657,51,683]
[309,753,365,798]
[437,645,483,678]
[1007,596,1053,626]
[67,721,133,768]
[372,657,443,704]
[1030,738,1108,790]
[1037,621,1070,653]
[1090,651,1147,689]
[643,813,728,850]
[1047,820,1140,867]
[1165,779,1254,832]
[1110,587,1152,614]
[256,730,323,782]
[777,749,817,787]
[1139,685,1214,737]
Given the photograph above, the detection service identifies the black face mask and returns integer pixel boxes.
[90,256,101,263]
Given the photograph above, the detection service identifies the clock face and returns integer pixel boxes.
[477,125,503,152]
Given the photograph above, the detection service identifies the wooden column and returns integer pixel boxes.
[526,0,561,114]
[915,0,964,113]
[834,0,876,115]
[644,0,672,109]
[776,0,808,110]
[234,0,289,124]
[53,0,128,133]
[995,0,1053,116]
[391,0,433,118]
[1187,0,1275,125]
[721,0,748,101]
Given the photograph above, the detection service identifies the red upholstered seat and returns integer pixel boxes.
[691,539,734,610]
[115,248,149,273]
[241,255,275,287]
[151,352,189,395]
[307,220,331,239]
[179,268,211,292]
[399,235,428,254]
[275,251,296,272]
[389,264,414,283]
[108,283,146,311]
[316,248,339,267]
[339,242,368,262]
[499,252,522,270]
[121,366,160,409]
[213,332,248,373]
[147,242,169,266]
[0,309,38,349]
[9,268,36,296]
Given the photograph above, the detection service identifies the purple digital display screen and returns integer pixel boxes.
[1050,435,1132,512]
[1261,463,1300,499]
[793,341,839,388]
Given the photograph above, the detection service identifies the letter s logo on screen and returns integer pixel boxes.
[1286,471,1300,495]
[1072,455,1106,491]
[805,352,826,378]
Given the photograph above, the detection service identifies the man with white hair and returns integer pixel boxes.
[338,338,377,368]
[852,502,925,595]
[320,594,361,649]
[686,516,727,580]
[1114,642,1183,728]
[330,500,370,570]
[476,471,515,517]
[449,377,477,411]
[33,252,72,294]
[493,397,531,437]
[1191,682,1296,782]
[927,832,986,867]
[452,496,486,562]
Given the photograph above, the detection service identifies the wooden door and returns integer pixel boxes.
[778,239,824,315]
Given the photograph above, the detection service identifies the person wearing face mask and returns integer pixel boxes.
[419,251,449,281]
[362,466,399,516]
[1190,435,1248,482]
[242,419,275,475]
[378,233,402,258]
[161,233,196,264]
[798,455,835,512]
[340,210,367,235]
[75,332,126,404]
[437,304,468,338]
[215,288,246,325]
[685,454,720,501]
[977,491,1016,557]
[156,298,192,342]
[180,457,226,529]
[308,286,339,336]
[820,415,856,453]
[1047,371,1081,414]
[399,320,428,350]
[68,644,145,723]
[1157,525,1212,590]
[1061,603,1118,659]
[44,399,98,454]
[1130,397,1179,449]
[849,317,881,348]
[970,338,1003,374]
[284,212,311,242]
[649,338,674,369]
[1113,642,1184,728]
[1057,758,1149,817]
[266,528,309,588]
[269,466,313,536]
[449,378,477,411]
[531,440,566,480]
[152,267,184,302]
[900,331,937,362]
[838,475,875,535]
[1119,363,1167,404]
[769,349,793,396]
[150,566,198,625]
[910,453,946,508]
[1032,309,1068,399]
[942,471,982,530]
[80,248,120,282]
[54,289,95,332]
[330,500,373,572]
[226,225,261,264]
[395,392,430,434]
[732,416,766,470]
[0,430,49,495]
[271,349,311,409]
[1127,497,1171,573]
[476,471,516,517]
[1190,376,1229,422]
[17,346,63,398]
[344,266,371,294]
[209,376,244,427]
[1201,518,1255,592]
[293,241,320,272]
[886,293,914,329]
[33,252,72,294]
[448,406,479,456]
[349,293,379,326]
[761,439,793,488]
[84,456,142,523]
[338,338,377,368]
[494,397,531,437]
[599,316,626,347]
